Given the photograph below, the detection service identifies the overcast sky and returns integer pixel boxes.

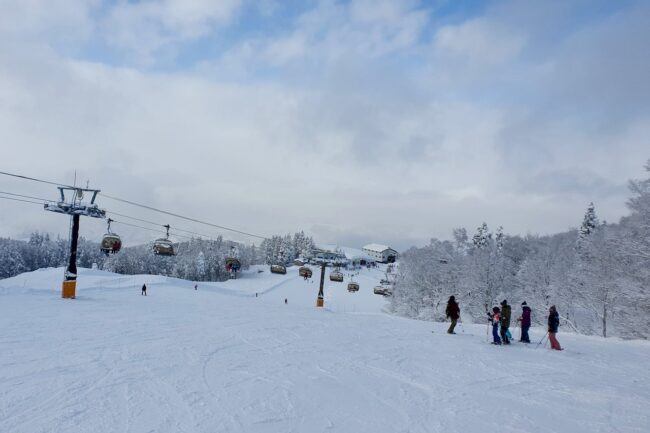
[1,0,649,251]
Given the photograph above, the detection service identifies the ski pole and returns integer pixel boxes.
[535,332,549,349]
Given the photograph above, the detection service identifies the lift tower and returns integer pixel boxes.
[45,187,106,298]
[316,261,326,308]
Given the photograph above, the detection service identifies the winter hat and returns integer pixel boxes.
[521,301,527,306]
[492,306,500,313]
[501,299,508,306]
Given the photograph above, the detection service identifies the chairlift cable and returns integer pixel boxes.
[100,193,268,240]
[0,170,75,188]
[0,195,44,206]
[106,210,215,240]
[0,187,219,242]
[0,189,216,240]
[0,190,55,203]
[109,219,195,241]
[1,169,268,240]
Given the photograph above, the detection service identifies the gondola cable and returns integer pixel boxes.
[0,190,55,203]
[0,169,268,240]
[105,210,215,240]
[0,186,218,243]
[0,195,44,206]
[100,193,268,240]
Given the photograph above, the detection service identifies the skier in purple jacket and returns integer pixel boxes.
[518,301,531,343]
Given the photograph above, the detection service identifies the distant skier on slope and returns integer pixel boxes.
[488,307,502,345]
[445,296,460,334]
[500,300,511,344]
[141,283,147,296]
[548,305,562,350]
[518,302,532,343]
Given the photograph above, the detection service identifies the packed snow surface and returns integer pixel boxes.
[1,265,649,433]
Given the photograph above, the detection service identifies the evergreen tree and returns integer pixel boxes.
[578,202,599,242]
[472,222,491,249]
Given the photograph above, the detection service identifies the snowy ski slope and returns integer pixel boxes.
[1,266,649,433]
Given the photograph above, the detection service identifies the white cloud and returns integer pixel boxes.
[434,18,526,68]
[101,0,243,64]
[0,0,98,42]
[1,0,649,250]
[210,0,429,73]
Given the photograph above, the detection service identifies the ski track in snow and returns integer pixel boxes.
[1,266,649,433]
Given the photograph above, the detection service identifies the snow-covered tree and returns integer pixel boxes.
[578,202,599,243]
[259,231,315,265]
[392,239,461,320]
[472,222,491,249]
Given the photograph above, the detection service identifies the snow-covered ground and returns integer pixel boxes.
[1,266,649,433]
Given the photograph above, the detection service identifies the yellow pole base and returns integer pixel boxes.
[316,298,324,307]
[62,280,76,299]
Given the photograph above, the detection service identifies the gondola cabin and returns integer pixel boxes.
[347,282,359,292]
[299,266,312,278]
[100,218,121,255]
[329,271,344,282]
[100,233,122,255]
[225,257,241,272]
[373,285,392,296]
[153,238,175,256]
[270,264,287,274]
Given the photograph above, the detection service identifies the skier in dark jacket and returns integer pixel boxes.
[500,300,511,344]
[518,301,532,343]
[141,283,147,296]
[445,296,460,334]
[548,305,562,350]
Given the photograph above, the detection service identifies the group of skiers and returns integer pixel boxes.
[445,296,562,350]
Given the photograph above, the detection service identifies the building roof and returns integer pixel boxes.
[315,244,342,253]
[340,247,374,261]
[314,245,374,261]
[362,244,396,253]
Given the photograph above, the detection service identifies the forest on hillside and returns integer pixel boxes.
[0,231,314,283]
[391,160,650,339]
[3,159,650,340]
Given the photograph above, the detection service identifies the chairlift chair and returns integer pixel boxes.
[225,246,241,272]
[347,281,359,292]
[299,266,312,278]
[100,218,122,255]
[271,264,287,274]
[374,285,391,296]
[329,270,344,282]
[226,258,241,279]
[153,224,175,256]
[225,257,241,272]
